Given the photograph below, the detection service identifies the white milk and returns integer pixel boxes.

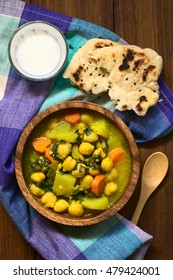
[16,32,61,77]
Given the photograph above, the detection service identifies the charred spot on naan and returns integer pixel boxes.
[135,95,148,113]
[70,61,110,94]
[119,48,158,82]
[72,65,84,82]
[94,41,114,49]
[119,49,134,71]
[142,65,157,81]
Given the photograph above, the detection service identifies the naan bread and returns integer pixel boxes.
[63,38,119,94]
[63,38,163,116]
[89,44,163,115]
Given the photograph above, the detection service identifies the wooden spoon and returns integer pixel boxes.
[131,152,168,225]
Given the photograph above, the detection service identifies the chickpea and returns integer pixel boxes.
[81,175,93,190]
[30,172,45,183]
[63,156,77,171]
[58,142,72,159]
[54,199,69,213]
[106,167,118,182]
[84,130,98,143]
[41,192,57,208]
[92,148,106,161]
[80,114,93,124]
[89,167,100,176]
[101,157,113,172]
[79,142,94,156]
[104,182,118,196]
[68,200,84,217]
[71,163,86,178]
[30,184,45,196]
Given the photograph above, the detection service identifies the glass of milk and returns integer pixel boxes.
[8,21,68,81]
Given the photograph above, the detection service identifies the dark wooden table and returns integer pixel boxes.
[1,0,173,260]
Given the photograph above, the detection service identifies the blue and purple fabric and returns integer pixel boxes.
[0,0,173,260]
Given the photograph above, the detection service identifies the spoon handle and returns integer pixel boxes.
[131,194,149,225]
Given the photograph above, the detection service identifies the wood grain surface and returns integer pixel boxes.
[1,0,173,260]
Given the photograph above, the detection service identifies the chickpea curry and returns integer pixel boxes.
[23,109,132,218]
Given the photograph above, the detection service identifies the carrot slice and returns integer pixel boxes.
[32,137,51,153]
[109,148,124,164]
[45,145,58,163]
[65,112,80,124]
[91,174,106,196]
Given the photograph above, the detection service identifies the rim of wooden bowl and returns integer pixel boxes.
[15,101,140,226]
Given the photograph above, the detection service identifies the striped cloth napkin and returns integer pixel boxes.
[1,0,172,260]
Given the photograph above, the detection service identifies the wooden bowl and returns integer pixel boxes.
[15,101,140,226]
